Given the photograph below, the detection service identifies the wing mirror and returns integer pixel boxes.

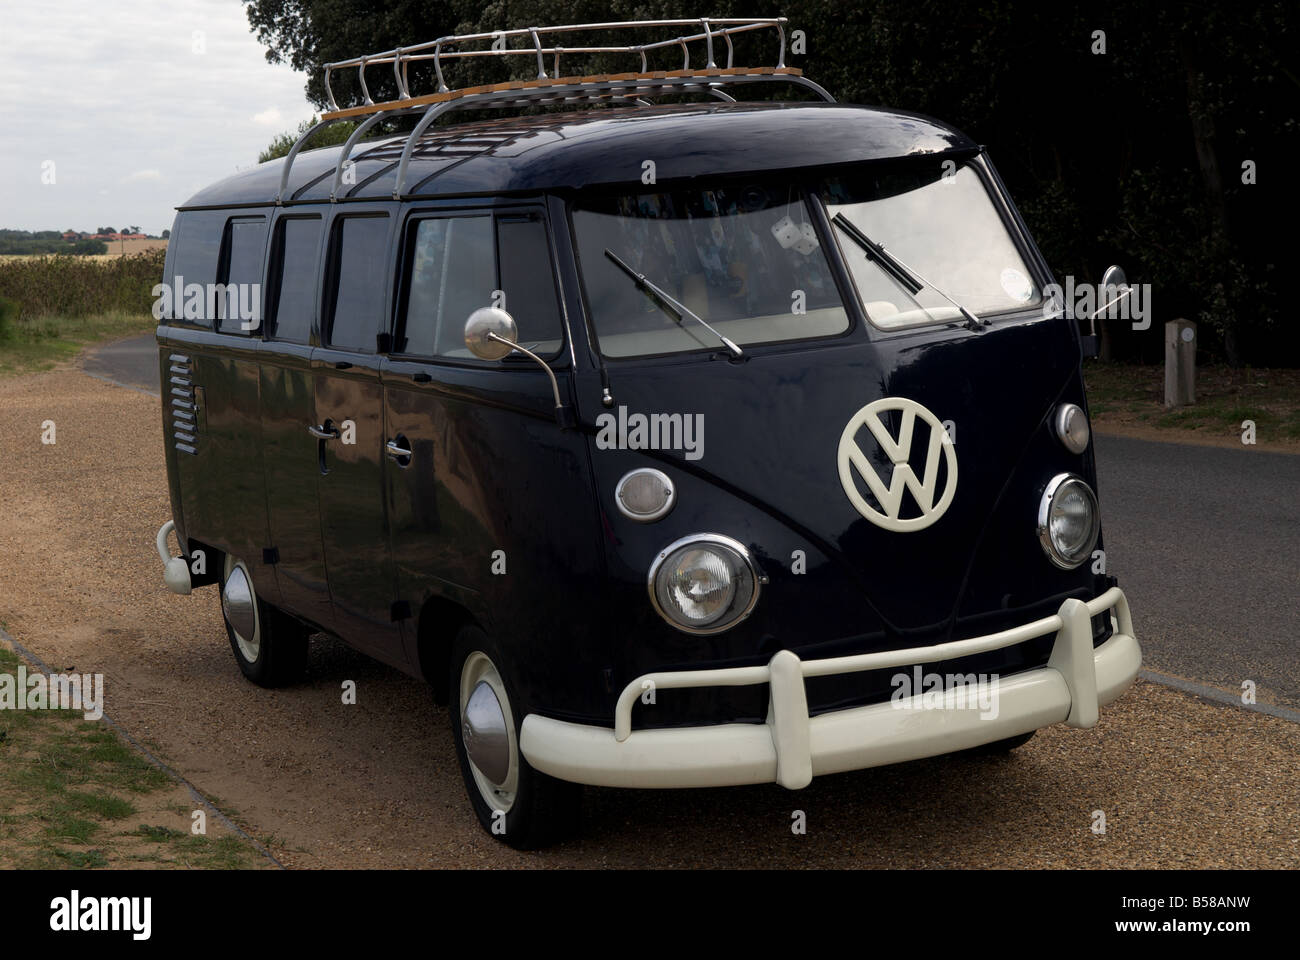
[464,306,518,361]
[464,307,575,428]
[1077,264,1131,359]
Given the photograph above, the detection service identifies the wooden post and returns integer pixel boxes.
[1165,319,1196,408]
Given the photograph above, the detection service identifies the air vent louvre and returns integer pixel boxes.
[168,355,199,455]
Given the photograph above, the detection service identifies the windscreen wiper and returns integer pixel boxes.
[604,248,743,358]
[831,212,985,329]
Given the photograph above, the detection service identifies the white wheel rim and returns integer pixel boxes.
[460,651,518,813]
[223,555,261,663]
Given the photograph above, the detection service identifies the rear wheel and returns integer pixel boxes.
[220,554,309,687]
[449,625,581,848]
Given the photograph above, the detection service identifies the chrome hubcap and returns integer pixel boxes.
[222,560,259,662]
[463,681,510,785]
[460,651,518,812]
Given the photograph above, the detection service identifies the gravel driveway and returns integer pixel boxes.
[0,359,1296,867]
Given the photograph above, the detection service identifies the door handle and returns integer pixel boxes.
[308,424,340,440]
[385,439,413,460]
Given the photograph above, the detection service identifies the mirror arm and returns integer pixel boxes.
[486,333,575,428]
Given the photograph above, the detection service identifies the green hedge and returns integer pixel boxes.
[0,249,166,320]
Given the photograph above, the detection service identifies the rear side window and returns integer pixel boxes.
[216,217,268,334]
[399,211,563,360]
[326,215,391,353]
[268,217,323,344]
[167,210,227,325]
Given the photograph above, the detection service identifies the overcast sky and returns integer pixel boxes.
[0,0,317,235]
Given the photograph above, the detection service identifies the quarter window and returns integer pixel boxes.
[326,215,391,353]
[268,217,323,344]
[167,210,227,325]
[217,218,268,334]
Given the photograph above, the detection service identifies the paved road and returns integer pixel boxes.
[83,334,159,394]
[87,335,1299,708]
[1100,436,1299,708]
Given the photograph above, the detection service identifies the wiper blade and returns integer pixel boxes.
[604,248,743,358]
[831,212,984,329]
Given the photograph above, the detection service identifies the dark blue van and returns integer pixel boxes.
[153,18,1141,846]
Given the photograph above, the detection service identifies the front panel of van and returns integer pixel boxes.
[561,157,1112,729]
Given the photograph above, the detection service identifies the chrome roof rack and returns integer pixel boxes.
[276,17,833,204]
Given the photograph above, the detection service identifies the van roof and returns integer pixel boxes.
[180,101,977,209]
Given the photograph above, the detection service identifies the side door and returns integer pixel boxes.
[382,205,582,675]
[259,211,333,629]
[312,206,407,668]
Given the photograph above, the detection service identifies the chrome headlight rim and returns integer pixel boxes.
[1054,403,1091,454]
[647,533,763,636]
[614,467,676,523]
[1037,473,1100,569]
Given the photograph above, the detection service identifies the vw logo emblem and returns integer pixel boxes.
[837,397,957,532]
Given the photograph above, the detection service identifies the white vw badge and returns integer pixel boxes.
[837,397,957,532]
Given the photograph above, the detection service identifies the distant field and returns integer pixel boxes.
[0,238,167,262]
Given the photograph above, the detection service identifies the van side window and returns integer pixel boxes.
[399,212,563,360]
[268,217,323,344]
[216,218,268,334]
[403,216,494,358]
[168,210,227,325]
[497,216,563,351]
[326,215,391,353]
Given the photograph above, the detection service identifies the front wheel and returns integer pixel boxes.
[220,554,309,687]
[449,625,581,848]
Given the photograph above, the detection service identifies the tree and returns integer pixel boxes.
[240,0,1299,365]
[258,115,356,163]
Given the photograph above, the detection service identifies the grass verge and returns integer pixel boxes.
[0,310,155,378]
[0,645,269,869]
[1084,361,1300,447]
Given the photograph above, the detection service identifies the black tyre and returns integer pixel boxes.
[449,624,581,848]
[220,555,309,687]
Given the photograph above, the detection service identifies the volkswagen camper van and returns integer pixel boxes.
[153,17,1141,847]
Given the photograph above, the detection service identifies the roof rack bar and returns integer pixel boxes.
[324,65,337,112]
[277,116,351,204]
[392,47,408,99]
[358,57,372,105]
[327,19,784,69]
[434,38,449,92]
[529,27,547,79]
[331,108,420,201]
[325,18,790,104]
[393,101,457,199]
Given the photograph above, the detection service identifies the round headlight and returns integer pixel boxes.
[615,468,675,522]
[1054,403,1091,454]
[648,534,761,635]
[1037,474,1100,569]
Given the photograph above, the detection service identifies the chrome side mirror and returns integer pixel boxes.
[464,306,518,361]
[1080,264,1130,359]
[462,305,576,429]
[1100,264,1128,297]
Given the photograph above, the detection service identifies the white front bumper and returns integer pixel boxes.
[520,588,1141,789]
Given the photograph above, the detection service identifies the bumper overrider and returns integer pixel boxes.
[520,588,1140,789]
